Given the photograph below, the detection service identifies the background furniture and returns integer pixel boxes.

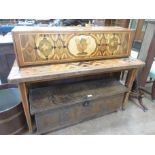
[0,33,15,83]
[139,28,155,100]
[0,26,14,35]
[137,22,155,87]
[105,19,130,28]
[129,21,155,112]
[0,27,27,134]
[149,61,155,99]
[134,19,145,42]
[0,84,27,134]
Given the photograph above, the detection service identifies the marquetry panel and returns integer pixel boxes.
[12,26,132,67]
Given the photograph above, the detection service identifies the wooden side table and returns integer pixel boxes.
[8,58,144,132]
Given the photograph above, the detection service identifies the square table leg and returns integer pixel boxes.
[18,82,33,132]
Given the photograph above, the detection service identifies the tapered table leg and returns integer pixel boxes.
[18,83,33,132]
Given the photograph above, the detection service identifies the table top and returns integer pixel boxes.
[8,57,145,84]
[12,26,131,33]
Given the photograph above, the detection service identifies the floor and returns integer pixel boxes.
[45,90,155,135]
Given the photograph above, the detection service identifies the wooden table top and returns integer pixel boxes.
[12,26,131,33]
[8,57,145,84]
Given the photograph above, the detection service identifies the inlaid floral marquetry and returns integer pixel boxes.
[12,26,132,67]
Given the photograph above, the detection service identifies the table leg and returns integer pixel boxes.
[18,82,33,132]
[122,68,138,109]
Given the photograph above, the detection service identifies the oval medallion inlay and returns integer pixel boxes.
[68,35,96,57]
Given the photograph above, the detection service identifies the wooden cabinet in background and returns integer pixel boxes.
[134,19,145,42]
[105,19,130,28]
[0,42,15,83]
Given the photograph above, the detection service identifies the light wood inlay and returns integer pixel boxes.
[8,58,145,84]
[12,26,132,67]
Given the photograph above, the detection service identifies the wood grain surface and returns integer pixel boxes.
[12,26,132,67]
[8,58,145,84]
[29,79,127,134]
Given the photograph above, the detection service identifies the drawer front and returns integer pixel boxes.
[35,94,124,134]
[12,28,131,67]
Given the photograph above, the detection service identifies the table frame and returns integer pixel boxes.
[8,58,144,132]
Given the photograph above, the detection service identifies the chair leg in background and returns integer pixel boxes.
[151,80,155,100]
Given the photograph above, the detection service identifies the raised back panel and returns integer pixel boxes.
[12,26,132,67]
